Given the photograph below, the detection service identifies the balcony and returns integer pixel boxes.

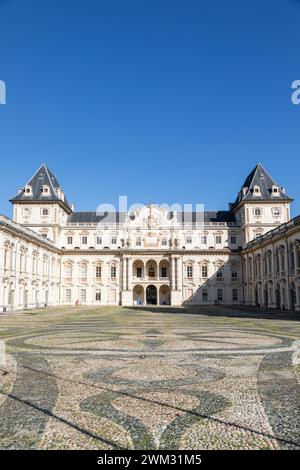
[131,276,170,283]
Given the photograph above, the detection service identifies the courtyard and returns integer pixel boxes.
[0,305,299,450]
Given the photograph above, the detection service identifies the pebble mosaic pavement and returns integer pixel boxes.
[0,305,299,450]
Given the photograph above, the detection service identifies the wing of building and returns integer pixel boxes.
[1,163,299,311]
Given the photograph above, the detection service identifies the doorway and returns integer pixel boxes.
[146,285,157,305]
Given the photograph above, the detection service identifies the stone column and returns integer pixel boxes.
[285,242,291,310]
[171,257,175,291]
[122,256,127,291]
[295,283,300,311]
[177,257,182,291]
[244,256,248,305]
[251,257,255,306]
[127,257,132,291]
[278,248,282,275]
[294,243,299,275]
[270,246,276,308]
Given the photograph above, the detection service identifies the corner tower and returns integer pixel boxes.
[230,164,293,246]
[10,164,73,242]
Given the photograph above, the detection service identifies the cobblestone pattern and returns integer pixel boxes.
[0,306,299,450]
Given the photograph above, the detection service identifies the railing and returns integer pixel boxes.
[246,216,300,249]
[131,276,170,282]
[65,221,240,228]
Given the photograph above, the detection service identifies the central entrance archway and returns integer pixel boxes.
[146,285,157,305]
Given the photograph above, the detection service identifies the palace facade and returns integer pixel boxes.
[0,163,299,312]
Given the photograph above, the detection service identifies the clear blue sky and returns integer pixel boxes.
[0,0,299,216]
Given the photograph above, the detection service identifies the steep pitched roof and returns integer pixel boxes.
[10,164,72,213]
[231,163,292,210]
[67,210,236,224]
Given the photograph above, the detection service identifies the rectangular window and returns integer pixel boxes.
[95,290,101,301]
[42,209,49,216]
[232,289,238,301]
[96,236,102,245]
[111,266,116,278]
[186,236,192,244]
[202,266,208,278]
[187,266,193,278]
[65,265,72,277]
[216,236,222,244]
[217,289,223,301]
[111,237,117,245]
[137,267,142,278]
[254,208,261,216]
[161,267,167,278]
[80,265,87,278]
[65,289,71,303]
[217,271,223,278]
[231,271,238,279]
[230,236,237,245]
[82,236,88,245]
[23,208,31,217]
[67,237,73,245]
[162,238,167,246]
[96,266,101,278]
[202,289,208,301]
[201,236,207,245]
[273,208,281,216]
[136,237,142,246]
[80,289,86,303]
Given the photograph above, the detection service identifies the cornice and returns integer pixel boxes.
[61,248,238,256]
[0,223,60,253]
[11,199,73,214]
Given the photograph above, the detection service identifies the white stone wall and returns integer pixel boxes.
[1,198,298,311]
[0,216,61,312]
[242,219,300,311]
[234,201,291,246]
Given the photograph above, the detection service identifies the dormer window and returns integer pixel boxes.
[42,185,50,195]
[271,185,280,197]
[24,185,32,196]
[253,185,261,196]
[55,188,65,201]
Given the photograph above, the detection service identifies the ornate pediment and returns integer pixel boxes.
[127,204,175,229]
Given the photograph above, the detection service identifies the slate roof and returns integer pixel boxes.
[67,210,236,224]
[10,164,72,213]
[67,212,127,224]
[179,211,236,223]
[232,163,292,210]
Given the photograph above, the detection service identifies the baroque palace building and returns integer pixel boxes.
[0,163,299,312]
